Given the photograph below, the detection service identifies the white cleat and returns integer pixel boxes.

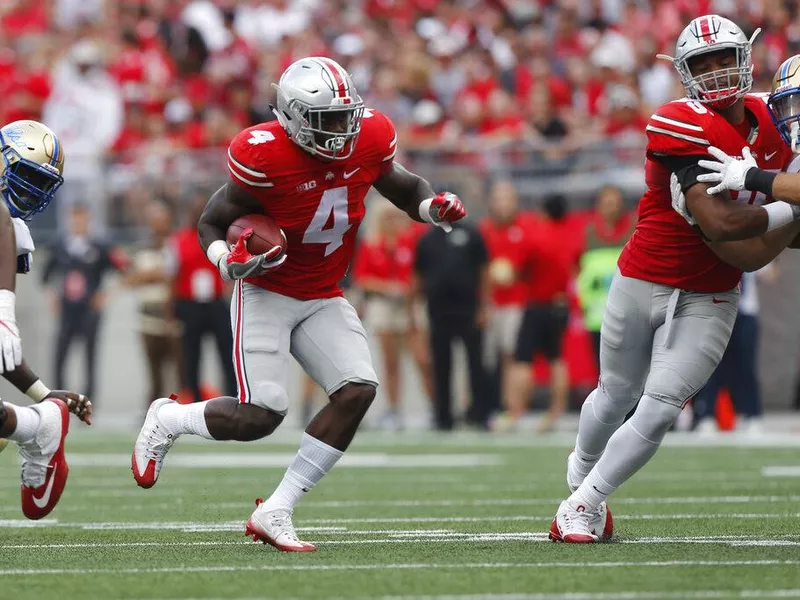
[131,397,178,489]
[564,453,614,540]
[245,499,317,552]
[549,499,599,544]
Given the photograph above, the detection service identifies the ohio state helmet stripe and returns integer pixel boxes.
[646,125,710,146]
[698,15,715,43]
[318,58,348,99]
[651,114,704,132]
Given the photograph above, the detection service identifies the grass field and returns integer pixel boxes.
[1,428,799,600]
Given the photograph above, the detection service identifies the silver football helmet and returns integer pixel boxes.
[272,57,364,161]
[658,15,760,109]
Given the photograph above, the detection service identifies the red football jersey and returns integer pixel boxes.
[227,109,397,300]
[480,213,537,307]
[618,94,794,293]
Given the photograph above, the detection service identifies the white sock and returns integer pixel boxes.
[158,401,214,439]
[570,402,670,512]
[262,433,344,512]
[574,387,628,469]
[6,404,41,444]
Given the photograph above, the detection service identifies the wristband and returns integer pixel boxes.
[744,168,778,196]
[0,290,16,322]
[764,201,800,232]
[25,379,51,402]
[418,198,434,223]
[206,240,229,267]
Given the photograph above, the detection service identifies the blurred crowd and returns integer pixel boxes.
[2,0,797,192]
[7,0,795,431]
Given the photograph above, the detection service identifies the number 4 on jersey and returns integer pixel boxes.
[303,187,351,257]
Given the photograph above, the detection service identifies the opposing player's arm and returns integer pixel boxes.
[2,359,91,423]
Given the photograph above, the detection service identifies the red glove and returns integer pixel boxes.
[219,229,286,281]
[422,192,467,232]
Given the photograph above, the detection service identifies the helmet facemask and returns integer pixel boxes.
[677,46,753,109]
[296,99,364,161]
[769,88,800,152]
[0,146,63,220]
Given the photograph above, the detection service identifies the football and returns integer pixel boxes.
[226,214,287,256]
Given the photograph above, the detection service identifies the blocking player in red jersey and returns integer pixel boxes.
[131,57,466,551]
[551,16,800,543]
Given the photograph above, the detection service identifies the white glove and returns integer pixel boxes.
[670,173,696,225]
[0,290,22,373]
[697,146,757,195]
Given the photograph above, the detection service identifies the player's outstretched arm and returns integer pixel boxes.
[698,146,800,204]
[2,360,92,424]
[373,162,466,231]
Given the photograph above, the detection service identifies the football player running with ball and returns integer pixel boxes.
[0,120,92,520]
[551,16,800,543]
[131,57,466,551]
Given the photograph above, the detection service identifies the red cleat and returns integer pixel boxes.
[19,399,70,520]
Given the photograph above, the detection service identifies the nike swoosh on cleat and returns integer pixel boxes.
[32,464,58,509]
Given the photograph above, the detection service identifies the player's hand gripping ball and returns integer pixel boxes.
[221,214,288,280]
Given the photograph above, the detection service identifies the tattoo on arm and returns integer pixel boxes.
[372,162,435,221]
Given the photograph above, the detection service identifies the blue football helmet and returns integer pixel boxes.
[0,120,65,220]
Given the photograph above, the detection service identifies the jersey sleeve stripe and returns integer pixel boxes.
[650,114,705,132]
[388,133,397,148]
[645,125,710,146]
[227,149,267,178]
[228,164,274,187]
[382,148,397,162]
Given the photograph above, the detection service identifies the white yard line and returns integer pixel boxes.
[2,512,800,530]
[3,534,799,550]
[374,592,800,600]
[64,453,504,469]
[1,559,797,577]
[3,494,798,515]
[762,466,800,477]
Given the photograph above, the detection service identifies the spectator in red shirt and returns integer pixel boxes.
[353,203,430,431]
[480,179,534,412]
[497,194,572,433]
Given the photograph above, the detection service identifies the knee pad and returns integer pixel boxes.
[628,395,683,443]
[249,381,289,416]
[590,384,639,425]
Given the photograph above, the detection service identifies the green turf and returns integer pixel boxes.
[1,429,799,599]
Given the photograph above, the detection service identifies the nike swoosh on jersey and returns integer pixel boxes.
[343,168,360,179]
[764,151,778,160]
[32,464,58,508]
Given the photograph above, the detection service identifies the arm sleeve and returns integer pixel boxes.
[651,153,713,192]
